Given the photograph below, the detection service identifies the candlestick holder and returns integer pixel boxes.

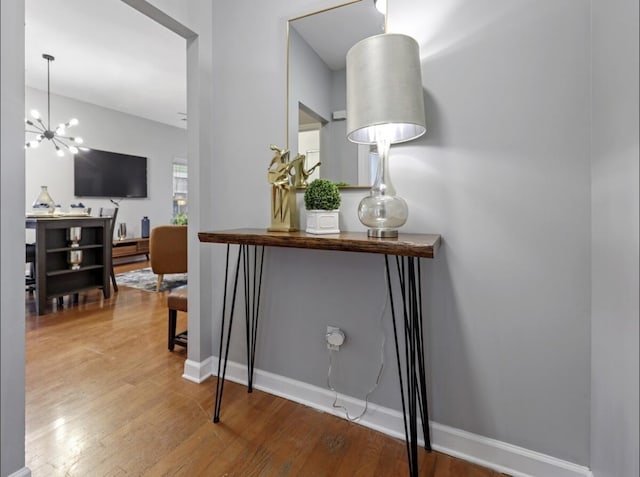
[67,227,83,269]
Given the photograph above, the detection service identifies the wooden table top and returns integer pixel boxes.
[198,228,441,258]
[25,215,111,228]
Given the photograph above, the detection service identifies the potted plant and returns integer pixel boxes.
[171,213,188,225]
[303,179,341,234]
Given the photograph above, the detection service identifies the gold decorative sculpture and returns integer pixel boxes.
[289,154,321,188]
[267,145,297,231]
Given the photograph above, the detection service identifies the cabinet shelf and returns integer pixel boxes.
[47,244,104,253]
[46,264,104,277]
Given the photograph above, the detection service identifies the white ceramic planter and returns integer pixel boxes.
[305,209,340,234]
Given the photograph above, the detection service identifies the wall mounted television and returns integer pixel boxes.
[74,148,148,198]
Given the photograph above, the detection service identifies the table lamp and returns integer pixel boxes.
[346,33,426,237]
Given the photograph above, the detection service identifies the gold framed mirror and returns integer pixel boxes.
[287,1,386,188]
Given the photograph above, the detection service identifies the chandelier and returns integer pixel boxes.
[25,54,85,157]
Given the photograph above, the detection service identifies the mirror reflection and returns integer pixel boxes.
[288,0,385,187]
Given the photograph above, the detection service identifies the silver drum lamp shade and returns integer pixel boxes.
[346,33,426,237]
[347,34,425,144]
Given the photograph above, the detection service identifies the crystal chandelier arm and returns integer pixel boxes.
[25,124,45,133]
[25,127,46,147]
[51,136,69,148]
[51,136,79,154]
[25,137,42,148]
[25,123,44,132]
[35,117,47,130]
[49,138,65,157]
[57,135,84,144]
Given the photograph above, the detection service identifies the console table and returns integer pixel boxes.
[26,216,112,315]
[198,228,441,477]
[112,237,150,261]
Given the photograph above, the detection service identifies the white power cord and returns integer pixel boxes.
[326,268,389,422]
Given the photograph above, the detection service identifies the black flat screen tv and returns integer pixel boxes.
[74,148,148,198]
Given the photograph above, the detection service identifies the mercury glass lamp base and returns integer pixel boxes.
[367,228,399,238]
[358,194,408,239]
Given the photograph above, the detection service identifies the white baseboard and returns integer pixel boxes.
[182,357,214,383]
[429,424,592,477]
[183,357,592,477]
[8,467,31,477]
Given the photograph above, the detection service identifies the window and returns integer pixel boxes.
[172,161,188,218]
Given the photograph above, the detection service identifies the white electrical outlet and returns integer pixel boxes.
[326,326,345,350]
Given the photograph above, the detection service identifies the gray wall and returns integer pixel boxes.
[25,87,187,239]
[203,0,592,466]
[590,0,640,475]
[397,0,591,464]
[1,1,28,476]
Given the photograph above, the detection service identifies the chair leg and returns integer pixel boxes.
[168,309,177,351]
[110,266,118,292]
[25,262,36,293]
[156,274,163,292]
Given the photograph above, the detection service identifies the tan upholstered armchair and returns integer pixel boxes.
[150,225,187,291]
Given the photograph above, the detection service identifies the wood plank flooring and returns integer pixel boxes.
[25,260,507,477]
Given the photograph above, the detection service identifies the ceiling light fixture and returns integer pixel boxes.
[25,54,85,157]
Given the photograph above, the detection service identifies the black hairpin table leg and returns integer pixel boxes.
[242,244,265,393]
[385,255,431,477]
[213,244,265,423]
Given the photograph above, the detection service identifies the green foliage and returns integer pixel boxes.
[171,213,188,225]
[303,179,341,210]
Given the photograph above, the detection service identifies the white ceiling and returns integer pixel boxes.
[25,0,186,129]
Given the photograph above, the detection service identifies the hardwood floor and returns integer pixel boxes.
[25,261,507,477]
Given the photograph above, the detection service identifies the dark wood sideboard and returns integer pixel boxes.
[26,216,112,315]
[112,237,150,261]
